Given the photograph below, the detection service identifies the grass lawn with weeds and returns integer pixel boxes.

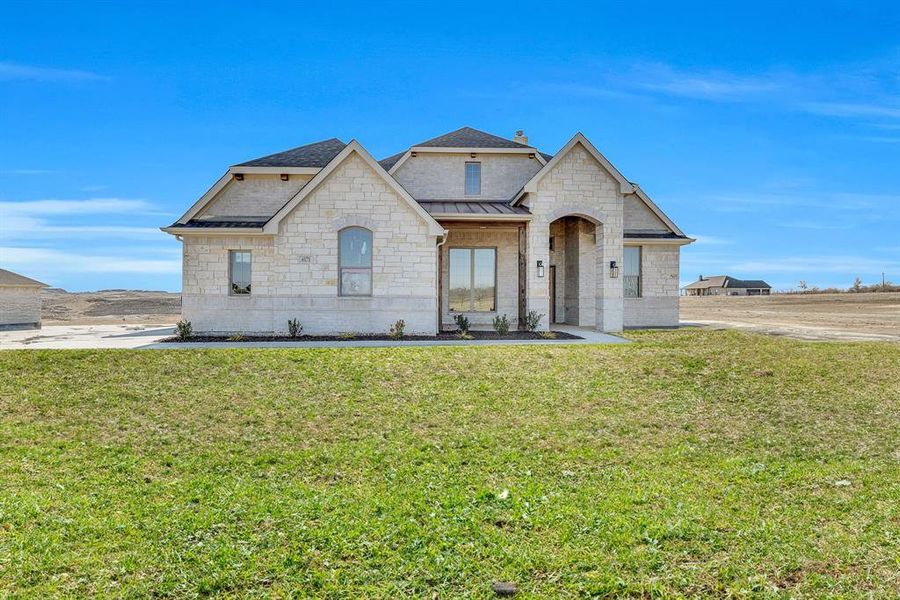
[1,329,898,597]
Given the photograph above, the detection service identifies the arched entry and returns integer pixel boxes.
[548,215,598,326]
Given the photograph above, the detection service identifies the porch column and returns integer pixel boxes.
[525,219,551,330]
[594,223,624,332]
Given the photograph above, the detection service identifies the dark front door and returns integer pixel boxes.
[549,266,557,324]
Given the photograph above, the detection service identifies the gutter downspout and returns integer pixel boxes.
[436,231,449,333]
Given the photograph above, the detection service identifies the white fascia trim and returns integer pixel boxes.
[175,172,232,224]
[389,146,545,175]
[160,226,271,236]
[429,213,533,221]
[264,140,446,237]
[228,166,320,175]
[624,237,695,246]
[630,186,687,238]
[519,132,635,200]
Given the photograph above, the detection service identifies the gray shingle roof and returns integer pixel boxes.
[234,138,346,168]
[417,200,531,216]
[683,276,771,290]
[0,268,48,287]
[415,126,534,149]
[378,151,406,171]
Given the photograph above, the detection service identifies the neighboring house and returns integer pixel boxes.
[682,275,772,296]
[163,127,693,334]
[0,268,48,329]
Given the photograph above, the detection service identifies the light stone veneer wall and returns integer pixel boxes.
[623,244,680,327]
[182,152,439,334]
[624,194,669,232]
[393,153,542,200]
[440,227,520,329]
[0,287,43,328]
[523,143,624,332]
[198,174,313,218]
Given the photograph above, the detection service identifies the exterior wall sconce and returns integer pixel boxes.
[609,260,619,278]
[234,173,244,181]
[537,260,545,278]
[280,173,289,181]
[470,152,477,158]
[528,153,535,159]
[411,151,417,157]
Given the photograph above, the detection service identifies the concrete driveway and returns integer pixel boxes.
[0,324,176,349]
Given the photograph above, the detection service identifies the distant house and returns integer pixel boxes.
[0,268,49,329]
[682,275,771,296]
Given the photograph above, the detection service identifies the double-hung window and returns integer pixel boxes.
[229,250,252,295]
[623,246,641,298]
[448,247,496,311]
[465,162,481,196]
[339,227,373,296]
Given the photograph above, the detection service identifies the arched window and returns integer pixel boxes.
[339,227,373,296]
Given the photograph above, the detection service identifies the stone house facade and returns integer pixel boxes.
[163,127,693,334]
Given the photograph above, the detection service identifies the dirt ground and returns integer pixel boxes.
[42,289,181,325]
[680,292,900,342]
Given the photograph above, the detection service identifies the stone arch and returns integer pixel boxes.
[333,214,378,232]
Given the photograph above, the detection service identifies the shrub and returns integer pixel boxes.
[175,320,192,340]
[523,310,543,332]
[539,331,557,339]
[339,331,358,340]
[227,332,245,342]
[453,314,470,334]
[456,331,473,340]
[389,319,405,340]
[492,314,511,335]
[287,319,302,338]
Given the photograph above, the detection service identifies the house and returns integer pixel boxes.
[0,268,49,329]
[682,275,771,296]
[162,127,693,334]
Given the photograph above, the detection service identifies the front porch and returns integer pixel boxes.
[435,214,622,333]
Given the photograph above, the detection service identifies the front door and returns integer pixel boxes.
[549,266,557,324]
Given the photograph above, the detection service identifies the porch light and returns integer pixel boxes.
[537,260,545,278]
[234,173,244,181]
[411,151,417,157]
[609,260,619,278]
[280,173,289,181]
[470,152,477,158]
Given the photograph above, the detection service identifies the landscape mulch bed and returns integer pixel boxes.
[161,330,582,343]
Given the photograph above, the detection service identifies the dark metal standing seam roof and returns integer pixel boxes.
[417,200,531,216]
[234,138,346,168]
[171,218,270,229]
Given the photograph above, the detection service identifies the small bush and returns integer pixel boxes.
[339,331,358,340]
[492,314,511,335]
[456,331,474,340]
[287,319,302,338]
[227,332,245,342]
[453,314,470,334]
[390,319,405,340]
[175,320,192,340]
[523,310,543,332]
[539,331,557,339]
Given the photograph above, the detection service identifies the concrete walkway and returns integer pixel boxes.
[0,324,628,350]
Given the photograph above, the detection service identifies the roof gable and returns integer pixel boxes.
[234,138,346,168]
[0,268,48,287]
[414,126,534,149]
[263,140,445,236]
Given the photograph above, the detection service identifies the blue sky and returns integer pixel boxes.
[1,1,898,292]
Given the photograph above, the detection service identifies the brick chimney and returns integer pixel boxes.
[513,129,529,145]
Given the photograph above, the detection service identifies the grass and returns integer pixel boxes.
[0,329,898,598]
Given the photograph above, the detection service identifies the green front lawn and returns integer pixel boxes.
[1,330,898,597]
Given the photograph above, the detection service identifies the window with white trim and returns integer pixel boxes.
[229,250,252,295]
[623,246,641,298]
[448,247,496,311]
[339,227,373,296]
[465,162,481,196]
